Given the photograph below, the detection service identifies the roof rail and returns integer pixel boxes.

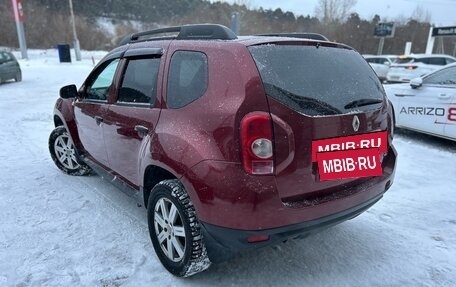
[256,33,329,41]
[119,24,237,46]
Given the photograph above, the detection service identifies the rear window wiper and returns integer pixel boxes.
[344,98,383,109]
[263,83,342,115]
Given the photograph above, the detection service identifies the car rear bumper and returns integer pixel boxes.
[200,192,384,262]
[387,70,422,83]
[182,144,396,261]
[183,145,396,231]
[386,74,412,83]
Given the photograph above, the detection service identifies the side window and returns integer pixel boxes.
[167,51,208,109]
[415,58,428,64]
[86,59,120,101]
[118,57,160,104]
[0,52,11,63]
[446,58,455,65]
[427,57,446,65]
[4,53,12,62]
[424,67,456,85]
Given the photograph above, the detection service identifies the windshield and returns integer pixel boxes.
[249,44,384,116]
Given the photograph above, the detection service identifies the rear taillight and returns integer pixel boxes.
[406,65,418,70]
[240,112,274,175]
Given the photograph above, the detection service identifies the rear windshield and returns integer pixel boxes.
[394,57,415,64]
[249,44,384,116]
[395,57,448,65]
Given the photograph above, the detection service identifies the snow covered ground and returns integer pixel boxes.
[1,50,455,287]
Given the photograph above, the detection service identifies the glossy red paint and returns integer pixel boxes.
[53,33,397,241]
[74,102,110,166]
[269,96,391,202]
[181,150,395,230]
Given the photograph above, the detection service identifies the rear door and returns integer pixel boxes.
[399,66,456,136]
[445,96,456,139]
[74,58,120,167]
[426,65,456,139]
[249,43,389,201]
[103,48,164,186]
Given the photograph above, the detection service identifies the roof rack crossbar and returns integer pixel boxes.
[121,24,237,46]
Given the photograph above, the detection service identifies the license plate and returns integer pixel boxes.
[312,131,387,181]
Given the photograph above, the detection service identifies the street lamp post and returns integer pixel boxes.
[69,0,81,61]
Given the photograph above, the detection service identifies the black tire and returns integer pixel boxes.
[49,126,91,176]
[15,71,22,82]
[147,179,211,277]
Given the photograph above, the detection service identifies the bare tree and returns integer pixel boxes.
[315,0,357,24]
[410,5,432,23]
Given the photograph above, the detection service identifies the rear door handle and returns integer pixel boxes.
[134,125,149,134]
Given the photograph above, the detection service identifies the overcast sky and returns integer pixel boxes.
[244,0,456,26]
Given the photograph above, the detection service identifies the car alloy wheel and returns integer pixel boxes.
[154,197,186,262]
[147,179,211,277]
[54,132,80,170]
[49,126,91,176]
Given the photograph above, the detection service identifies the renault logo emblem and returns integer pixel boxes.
[352,115,360,132]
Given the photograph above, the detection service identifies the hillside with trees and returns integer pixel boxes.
[0,0,454,55]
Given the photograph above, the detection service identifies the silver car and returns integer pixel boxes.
[387,54,456,83]
[364,55,397,82]
[0,51,22,84]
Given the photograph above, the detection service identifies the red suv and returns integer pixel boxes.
[49,24,397,277]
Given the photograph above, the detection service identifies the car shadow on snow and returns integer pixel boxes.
[187,217,395,285]
[81,174,401,285]
[395,128,456,153]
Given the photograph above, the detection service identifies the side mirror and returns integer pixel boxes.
[383,61,391,66]
[410,77,423,89]
[60,84,79,99]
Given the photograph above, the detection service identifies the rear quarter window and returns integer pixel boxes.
[249,44,384,116]
[167,51,208,109]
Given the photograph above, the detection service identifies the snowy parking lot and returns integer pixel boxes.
[0,50,455,286]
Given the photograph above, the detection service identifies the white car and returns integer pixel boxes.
[387,54,456,83]
[364,55,397,82]
[384,63,456,141]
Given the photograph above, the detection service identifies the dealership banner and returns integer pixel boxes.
[432,26,456,37]
[11,0,24,22]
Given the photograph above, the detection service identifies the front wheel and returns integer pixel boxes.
[49,126,91,176]
[147,179,211,277]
